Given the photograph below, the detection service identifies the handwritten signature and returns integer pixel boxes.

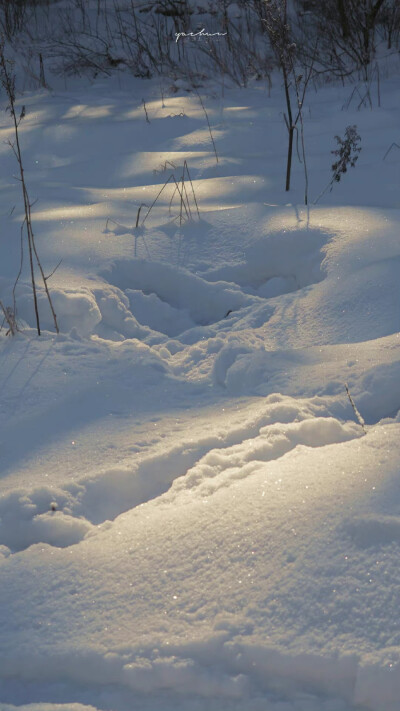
[175,28,227,43]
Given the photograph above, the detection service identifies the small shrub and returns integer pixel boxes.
[315,125,361,203]
[331,125,362,183]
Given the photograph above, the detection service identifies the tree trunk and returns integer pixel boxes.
[286,126,294,192]
[337,0,349,38]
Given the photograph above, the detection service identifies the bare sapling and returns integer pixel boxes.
[288,61,315,205]
[0,46,59,336]
[263,0,313,200]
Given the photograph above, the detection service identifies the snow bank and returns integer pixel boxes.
[357,360,400,423]
[2,643,400,711]
[169,415,362,498]
[123,655,247,697]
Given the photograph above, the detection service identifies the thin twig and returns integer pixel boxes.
[345,383,367,433]
[142,174,175,225]
[183,161,200,219]
[45,259,62,281]
[383,142,400,161]
[12,219,25,321]
[135,203,148,228]
[196,91,219,164]
[142,98,150,123]
[0,300,17,335]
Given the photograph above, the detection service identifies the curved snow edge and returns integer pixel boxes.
[0,642,398,709]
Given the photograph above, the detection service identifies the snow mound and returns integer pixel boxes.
[7,280,158,341]
[1,284,102,337]
[92,284,151,340]
[201,228,329,297]
[213,341,269,392]
[357,361,400,423]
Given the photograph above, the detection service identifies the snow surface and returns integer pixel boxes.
[0,50,400,711]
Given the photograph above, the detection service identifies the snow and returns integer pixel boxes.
[0,35,400,711]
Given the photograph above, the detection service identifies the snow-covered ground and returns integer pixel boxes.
[0,57,400,711]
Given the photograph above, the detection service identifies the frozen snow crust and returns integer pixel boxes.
[0,59,400,711]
